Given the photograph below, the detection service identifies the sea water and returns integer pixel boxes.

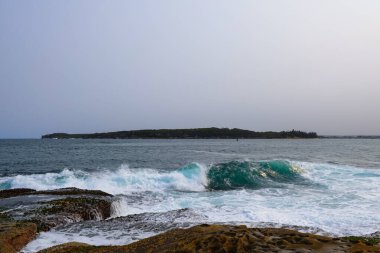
[0,139,379,251]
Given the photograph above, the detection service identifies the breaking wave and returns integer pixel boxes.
[0,160,310,194]
[207,160,306,190]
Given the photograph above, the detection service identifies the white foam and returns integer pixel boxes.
[8,161,380,251]
[106,161,380,236]
[22,228,156,253]
[1,163,209,195]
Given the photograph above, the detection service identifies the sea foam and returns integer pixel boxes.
[1,161,379,241]
[1,160,308,194]
[0,163,209,194]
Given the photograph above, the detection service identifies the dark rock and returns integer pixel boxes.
[0,187,112,199]
[31,197,112,231]
[1,188,114,232]
[0,188,36,199]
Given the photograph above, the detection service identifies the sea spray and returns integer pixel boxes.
[5,160,379,252]
[0,160,309,193]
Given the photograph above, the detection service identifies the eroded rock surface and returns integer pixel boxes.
[37,224,380,253]
[0,218,37,253]
[27,197,112,231]
[0,188,113,231]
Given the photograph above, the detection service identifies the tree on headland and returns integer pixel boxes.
[42,128,318,139]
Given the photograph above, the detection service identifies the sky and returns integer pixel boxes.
[1,0,380,138]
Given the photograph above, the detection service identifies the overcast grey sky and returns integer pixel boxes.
[1,1,380,138]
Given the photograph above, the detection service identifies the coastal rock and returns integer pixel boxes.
[37,224,380,253]
[0,220,37,253]
[0,187,112,199]
[29,197,112,231]
[0,188,36,199]
[0,188,113,231]
[36,242,91,253]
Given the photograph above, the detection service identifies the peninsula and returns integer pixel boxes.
[42,128,318,139]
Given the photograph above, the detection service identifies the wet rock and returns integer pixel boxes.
[0,188,36,199]
[29,197,112,231]
[0,188,113,232]
[37,224,380,253]
[0,187,112,199]
[366,231,380,239]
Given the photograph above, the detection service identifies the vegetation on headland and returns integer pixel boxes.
[42,127,318,139]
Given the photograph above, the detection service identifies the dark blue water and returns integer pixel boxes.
[1,139,379,177]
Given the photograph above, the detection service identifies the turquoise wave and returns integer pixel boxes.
[205,160,306,190]
[0,160,308,192]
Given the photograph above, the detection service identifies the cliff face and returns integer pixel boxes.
[42,128,318,139]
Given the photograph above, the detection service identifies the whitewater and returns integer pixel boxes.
[0,139,379,251]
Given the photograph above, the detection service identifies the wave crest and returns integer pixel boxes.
[207,160,305,190]
[0,160,307,194]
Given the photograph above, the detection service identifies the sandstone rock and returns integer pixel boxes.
[0,221,37,253]
[37,224,380,253]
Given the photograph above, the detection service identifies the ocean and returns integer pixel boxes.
[0,139,379,251]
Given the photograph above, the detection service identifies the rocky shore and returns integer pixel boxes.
[38,224,380,253]
[1,188,379,253]
[0,188,113,252]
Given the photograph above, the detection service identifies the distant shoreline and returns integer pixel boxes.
[320,135,380,139]
[41,127,318,139]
